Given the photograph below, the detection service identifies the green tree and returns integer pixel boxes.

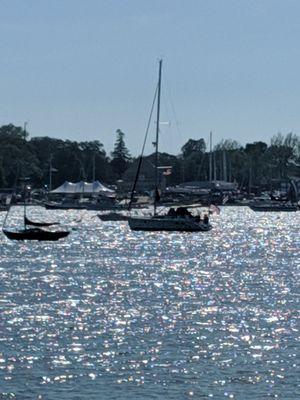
[267,133,299,179]
[180,138,207,181]
[111,129,131,178]
[214,139,241,151]
[0,124,41,187]
[0,157,6,187]
[181,138,206,158]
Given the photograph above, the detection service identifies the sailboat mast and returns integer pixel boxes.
[23,184,27,229]
[92,153,96,182]
[49,154,53,192]
[209,131,212,186]
[154,59,162,216]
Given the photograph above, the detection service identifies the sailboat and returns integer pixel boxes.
[249,179,299,212]
[128,60,212,232]
[2,226,70,241]
[2,191,70,241]
[98,211,130,222]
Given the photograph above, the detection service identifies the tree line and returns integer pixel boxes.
[0,123,299,191]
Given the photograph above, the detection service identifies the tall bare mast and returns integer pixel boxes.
[209,131,212,186]
[92,153,96,182]
[213,150,217,181]
[222,150,227,181]
[154,59,162,216]
[49,154,53,192]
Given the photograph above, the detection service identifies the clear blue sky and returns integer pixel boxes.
[1,0,300,155]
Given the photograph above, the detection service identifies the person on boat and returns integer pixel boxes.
[203,214,209,225]
[167,207,176,217]
[194,214,201,222]
[176,207,192,217]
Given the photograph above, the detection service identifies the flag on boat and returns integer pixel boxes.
[209,204,220,215]
[163,168,172,176]
[222,195,229,204]
[155,188,161,202]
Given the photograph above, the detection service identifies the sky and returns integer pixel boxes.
[1,0,300,156]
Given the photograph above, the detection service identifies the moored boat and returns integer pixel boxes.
[24,215,60,227]
[129,214,212,231]
[44,201,86,210]
[249,203,298,212]
[2,184,70,241]
[98,212,130,222]
[128,60,213,233]
[3,227,69,241]
[45,200,118,211]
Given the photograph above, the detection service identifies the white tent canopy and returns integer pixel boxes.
[51,180,115,195]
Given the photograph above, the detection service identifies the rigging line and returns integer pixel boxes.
[159,71,172,130]
[2,204,11,230]
[128,83,159,211]
[164,76,183,148]
[159,92,172,151]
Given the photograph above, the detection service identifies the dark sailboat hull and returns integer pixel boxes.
[24,216,60,227]
[249,204,298,212]
[45,202,119,211]
[128,216,212,232]
[98,212,130,222]
[45,202,86,210]
[3,228,70,241]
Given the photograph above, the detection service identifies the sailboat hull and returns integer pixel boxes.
[98,212,130,221]
[3,228,70,241]
[128,216,212,232]
[249,204,298,212]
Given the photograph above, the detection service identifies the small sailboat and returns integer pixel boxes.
[2,191,70,241]
[98,212,130,222]
[2,227,69,241]
[24,215,60,227]
[249,180,299,212]
[128,60,212,232]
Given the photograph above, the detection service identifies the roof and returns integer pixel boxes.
[51,180,115,195]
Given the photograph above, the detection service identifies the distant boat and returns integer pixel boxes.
[98,212,130,222]
[129,210,212,232]
[128,60,212,232]
[2,190,70,241]
[45,197,119,211]
[249,203,298,212]
[249,181,299,212]
[45,201,86,210]
[2,227,69,241]
[24,215,60,227]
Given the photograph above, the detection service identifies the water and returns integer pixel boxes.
[0,207,299,399]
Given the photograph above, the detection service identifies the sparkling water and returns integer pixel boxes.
[0,207,299,399]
